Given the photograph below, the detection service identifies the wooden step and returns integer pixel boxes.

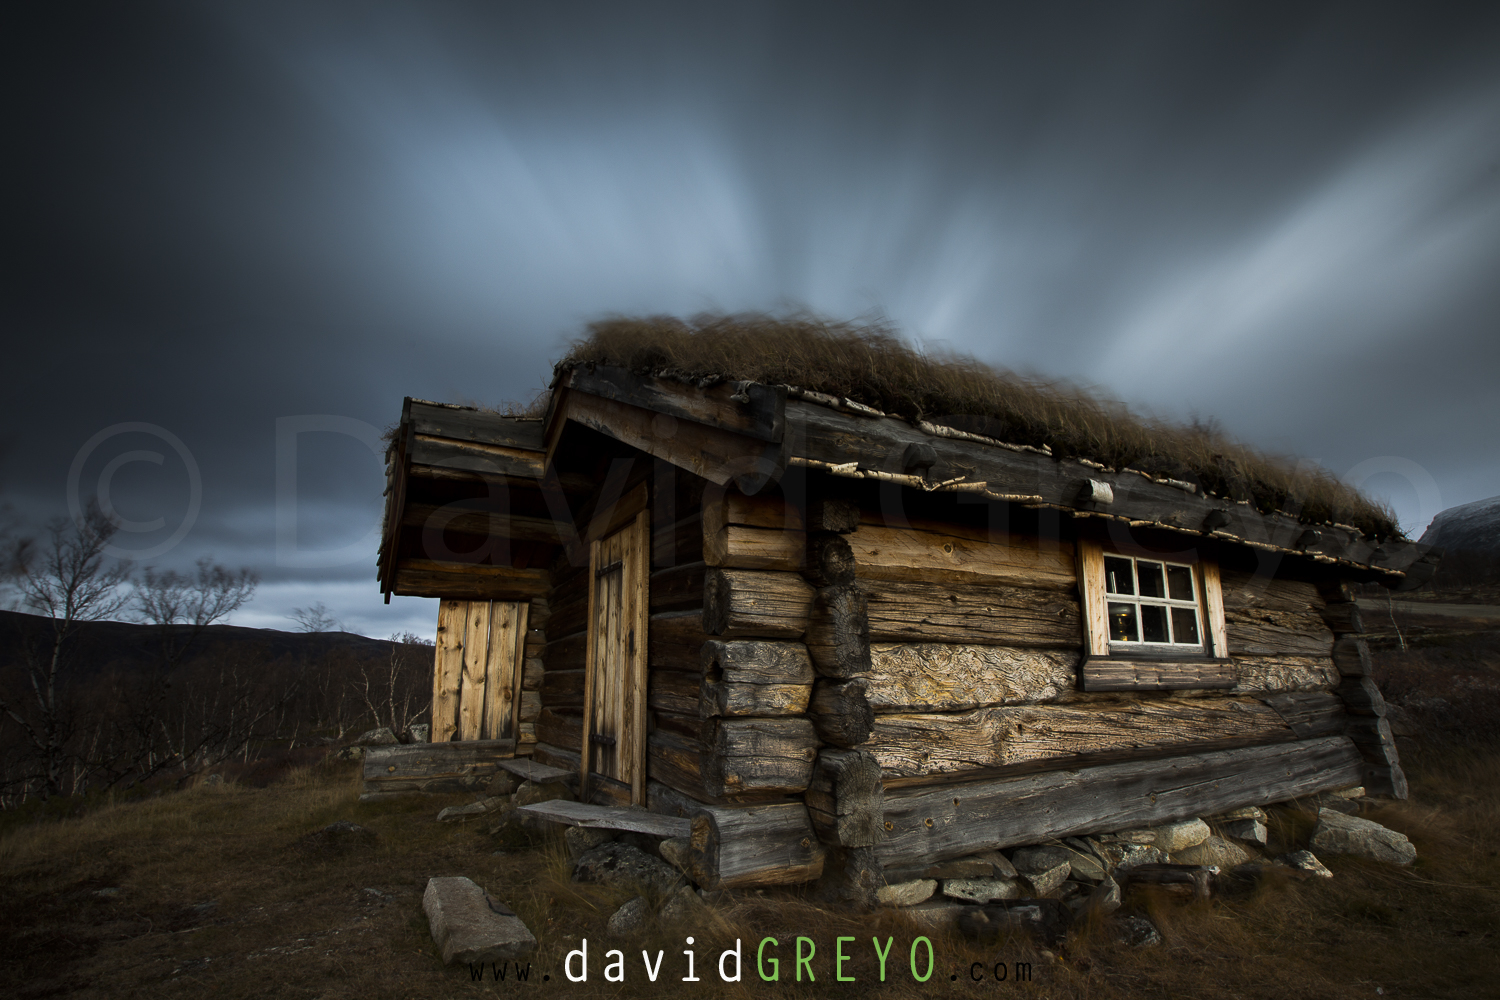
[515,799,692,838]
[497,757,577,786]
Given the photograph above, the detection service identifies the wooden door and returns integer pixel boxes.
[431,599,529,744]
[580,509,650,804]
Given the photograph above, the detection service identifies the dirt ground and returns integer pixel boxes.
[3,627,1498,1000]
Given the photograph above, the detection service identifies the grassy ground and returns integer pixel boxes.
[3,638,1498,999]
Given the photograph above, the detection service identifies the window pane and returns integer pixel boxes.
[1138,561,1165,598]
[1167,565,1195,602]
[1172,607,1200,645]
[1109,602,1138,642]
[1105,557,1134,595]
[1140,604,1169,643]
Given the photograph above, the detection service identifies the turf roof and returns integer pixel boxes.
[558,313,1401,539]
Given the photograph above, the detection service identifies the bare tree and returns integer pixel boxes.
[288,601,341,633]
[1,508,131,798]
[358,631,434,736]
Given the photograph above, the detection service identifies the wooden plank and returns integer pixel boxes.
[457,601,490,741]
[808,678,874,748]
[515,799,692,837]
[431,599,466,743]
[1081,658,1235,692]
[579,536,602,799]
[864,697,1294,780]
[393,560,550,601]
[783,398,1425,576]
[701,640,815,685]
[1200,561,1230,659]
[363,738,517,787]
[805,749,885,848]
[401,503,565,543]
[406,434,545,480]
[703,569,815,638]
[497,757,577,785]
[852,523,1076,590]
[562,365,786,443]
[405,402,546,451]
[861,579,1081,648]
[864,644,1079,713]
[483,601,528,741]
[627,509,651,806]
[678,802,826,890]
[875,735,1365,866]
[701,718,820,797]
[1077,539,1109,657]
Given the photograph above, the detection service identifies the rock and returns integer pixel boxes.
[1018,863,1071,898]
[1213,805,1267,822]
[903,899,970,932]
[1064,848,1106,882]
[1221,818,1268,845]
[814,846,883,910]
[658,837,692,874]
[1153,819,1211,853]
[607,896,650,935]
[883,853,1010,882]
[1331,785,1365,799]
[942,877,1020,904]
[564,826,614,859]
[335,746,365,761]
[485,771,518,796]
[659,884,708,924]
[423,877,536,965]
[1418,494,1500,560]
[1111,914,1162,948]
[877,879,936,907]
[1174,836,1253,869]
[514,780,574,808]
[355,727,400,747]
[1099,843,1165,872]
[1311,809,1416,865]
[405,724,431,744]
[1010,845,1074,873]
[437,796,508,823]
[1313,793,1361,816]
[573,842,685,896]
[959,900,1073,947]
[1112,828,1158,845]
[1277,850,1334,878]
[1074,876,1121,918]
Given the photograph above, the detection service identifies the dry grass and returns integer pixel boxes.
[560,313,1400,538]
[3,734,1497,999]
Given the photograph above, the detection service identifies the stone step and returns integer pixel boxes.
[497,758,577,786]
[516,799,692,838]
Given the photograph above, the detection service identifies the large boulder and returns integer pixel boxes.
[423,877,536,965]
[1310,809,1417,865]
[573,842,685,896]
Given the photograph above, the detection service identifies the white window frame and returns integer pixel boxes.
[1103,554,1204,651]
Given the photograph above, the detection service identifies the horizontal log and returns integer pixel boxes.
[545,631,586,674]
[701,718,819,797]
[407,433,545,481]
[541,668,584,708]
[517,723,536,749]
[536,708,583,751]
[704,525,805,571]
[805,749,885,848]
[863,644,1079,713]
[704,489,804,533]
[648,671,701,716]
[649,610,711,670]
[876,735,1365,866]
[531,741,583,774]
[362,739,517,787]
[680,802,826,890]
[700,679,811,717]
[808,678,873,748]
[650,709,702,739]
[392,560,550,601]
[1225,608,1335,658]
[646,729,704,800]
[405,402,545,451]
[653,513,703,569]
[704,569,815,638]
[1331,636,1373,678]
[700,640,814,685]
[849,523,1075,590]
[1082,658,1234,692]
[865,697,1293,780]
[1232,656,1340,693]
[1262,691,1346,739]
[1219,572,1324,613]
[650,562,707,614]
[862,579,1081,648]
[563,364,785,444]
[401,503,565,543]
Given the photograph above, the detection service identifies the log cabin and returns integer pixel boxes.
[374,318,1439,894]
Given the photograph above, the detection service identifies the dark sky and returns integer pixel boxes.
[6,2,1500,636]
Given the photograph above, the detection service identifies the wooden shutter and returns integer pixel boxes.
[580,509,650,804]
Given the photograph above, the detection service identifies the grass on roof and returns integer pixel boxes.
[559,313,1401,539]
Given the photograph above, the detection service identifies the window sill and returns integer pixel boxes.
[1081,656,1235,692]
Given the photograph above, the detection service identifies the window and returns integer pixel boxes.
[1076,538,1229,692]
[1104,556,1202,649]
